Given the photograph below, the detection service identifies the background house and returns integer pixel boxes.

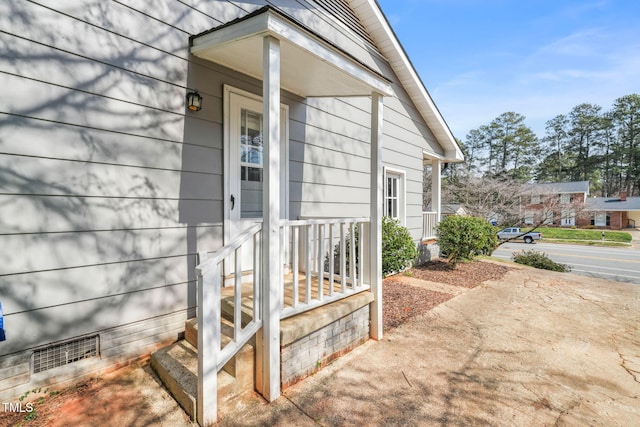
[0,1,462,422]
[523,181,589,226]
[584,192,640,229]
[442,203,469,218]
[523,181,639,229]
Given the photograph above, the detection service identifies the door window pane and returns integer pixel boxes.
[240,109,263,218]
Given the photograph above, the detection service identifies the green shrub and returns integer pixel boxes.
[512,250,571,272]
[328,216,417,276]
[436,216,497,266]
[382,216,418,275]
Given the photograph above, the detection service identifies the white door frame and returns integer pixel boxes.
[223,85,289,245]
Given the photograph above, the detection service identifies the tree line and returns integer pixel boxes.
[459,93,640,196]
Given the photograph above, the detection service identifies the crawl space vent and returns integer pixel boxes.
[32,335,99,373]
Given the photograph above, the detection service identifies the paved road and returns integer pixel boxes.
[493,241,640,284]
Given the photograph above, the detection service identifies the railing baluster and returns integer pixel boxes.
[340,222,347,293]
[357,222,364,289]
[328,223,334,296]
[305,224,312,304]
[349,222,356,288]
[292,226,299,307]
[253,230,261,322]
[318,223,325,301]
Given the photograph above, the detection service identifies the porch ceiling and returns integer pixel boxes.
[190,6,392,98]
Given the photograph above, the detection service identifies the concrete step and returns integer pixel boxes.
[184,318,255,378]
[150,338,255,422]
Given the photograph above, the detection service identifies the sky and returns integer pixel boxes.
[376,0,640,141]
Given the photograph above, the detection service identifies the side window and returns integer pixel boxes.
[383,168,406,224]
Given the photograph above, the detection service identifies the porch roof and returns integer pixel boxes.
[190,6,393,98]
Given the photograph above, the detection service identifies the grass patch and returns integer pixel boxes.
[524,227,632,243]
[544,239,631,247]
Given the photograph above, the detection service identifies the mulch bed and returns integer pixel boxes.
[410,259,511,288]
[383,259,511,330]
[383,282,451,330]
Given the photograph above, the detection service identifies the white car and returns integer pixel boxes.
[497,227,543,244]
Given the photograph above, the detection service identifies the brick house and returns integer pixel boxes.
[522,181,589,227]
[522,181,640,230]
[584,192,640,229]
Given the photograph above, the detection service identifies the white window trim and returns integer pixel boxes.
[383,167,406,225]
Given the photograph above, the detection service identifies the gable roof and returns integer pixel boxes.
[350,0,464,162]
[529,181,590,195]
[585,197,640,211]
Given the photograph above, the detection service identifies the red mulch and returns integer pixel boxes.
[410,259,511,288]
[383,260,511,330]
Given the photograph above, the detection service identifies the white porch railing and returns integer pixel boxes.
[194,217,372,425]
[422,211,438,240]
[280,217,371,319]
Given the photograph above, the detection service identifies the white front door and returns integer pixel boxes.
[561,209,575,226]
[224,86,288,251]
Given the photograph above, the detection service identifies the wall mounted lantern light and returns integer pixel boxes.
[186,90,203,111]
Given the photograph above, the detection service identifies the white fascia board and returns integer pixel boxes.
[351,0,464,162]
[266,13,392,96]
[191,12,270,51]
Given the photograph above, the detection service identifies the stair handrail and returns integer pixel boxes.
[195,221,263,427]
[196,222,263,269]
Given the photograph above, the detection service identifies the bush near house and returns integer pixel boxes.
[436,216,497,267]
[382,216,418,275]
[512,250,571,272]
[330,216,417,276]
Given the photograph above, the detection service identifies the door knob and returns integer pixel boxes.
[230,194,235,210]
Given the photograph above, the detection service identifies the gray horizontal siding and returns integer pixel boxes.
[0,155,221,199]
[0,196,220,234]
[0,0,225,367]
[2,283,190,355]
[1,226,220,277]
[0,116,218,171]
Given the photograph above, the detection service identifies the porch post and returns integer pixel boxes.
[431,159,442,222]
[260,34,281,402]
[369,91,383,340]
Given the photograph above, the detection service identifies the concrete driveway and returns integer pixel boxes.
[219,265,640,426]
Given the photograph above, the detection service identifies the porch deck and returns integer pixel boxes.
[221,272,370,324]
